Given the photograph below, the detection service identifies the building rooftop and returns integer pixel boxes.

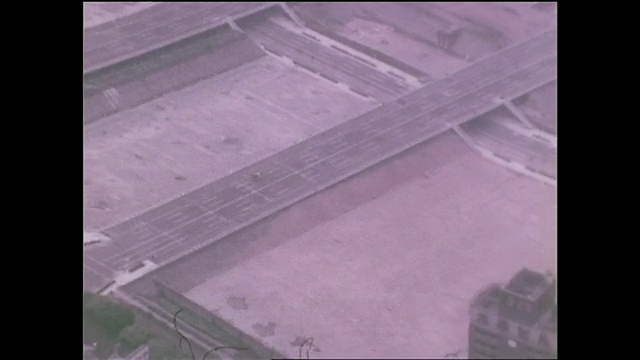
[504,267,554,301]
[470,269,557,332]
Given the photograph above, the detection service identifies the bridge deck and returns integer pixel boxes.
[83,2,274,73]
[84,29,556,293]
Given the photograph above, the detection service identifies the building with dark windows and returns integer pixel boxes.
[468,268,557,359]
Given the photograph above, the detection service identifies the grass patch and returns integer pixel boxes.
[83,315,118,359]
[83,292,195,359]
[151,295,247,350]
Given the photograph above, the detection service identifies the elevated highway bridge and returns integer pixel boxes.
[84,28,557,294]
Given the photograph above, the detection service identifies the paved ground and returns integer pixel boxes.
[84,29,556,293]
[126,130,556,358]
[83,2,275,73]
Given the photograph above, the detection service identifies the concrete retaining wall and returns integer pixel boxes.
[84,25,265,124]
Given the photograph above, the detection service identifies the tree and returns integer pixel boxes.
[118,324,152,353]
[83,292,135,338]
[148,338,191,360]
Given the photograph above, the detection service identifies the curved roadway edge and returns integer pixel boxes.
[84,28,557,294]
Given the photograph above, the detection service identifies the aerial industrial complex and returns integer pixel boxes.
[84,2,557,358]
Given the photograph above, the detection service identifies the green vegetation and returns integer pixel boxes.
[84,292,135,338]
[83,292,193,360]
[147,293,259,359]
[118,324,152,353]
[148,338,191,360]
[152,295,245,348]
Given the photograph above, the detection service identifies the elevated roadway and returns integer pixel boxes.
[84,29,556,293]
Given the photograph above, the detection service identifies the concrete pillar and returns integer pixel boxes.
[278,2,305,28]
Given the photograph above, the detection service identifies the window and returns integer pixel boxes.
[518,327,530,340]
[497,319,509,332]
[473,325,499,340]
[477,313,489,325]
[474,340,497,351]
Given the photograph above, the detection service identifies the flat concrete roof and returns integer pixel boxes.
[83,2,274,73]
[504,268,551,298]
[175,131,556,358]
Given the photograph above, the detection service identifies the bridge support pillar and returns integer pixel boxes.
[500,98,536,129]
[452,125,485,156]
[499,98,557,146]
[227,17,242,32]
[278,2,305,28]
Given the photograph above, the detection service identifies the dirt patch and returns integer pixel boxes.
[251,322,276,337]
[227,296,249,310]
[91,200,110,211]
[221,136,244,151]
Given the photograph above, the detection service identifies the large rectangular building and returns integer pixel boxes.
[468,268,557,359]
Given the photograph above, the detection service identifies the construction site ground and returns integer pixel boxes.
[84,56,373,231]
[125,131,556,358]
